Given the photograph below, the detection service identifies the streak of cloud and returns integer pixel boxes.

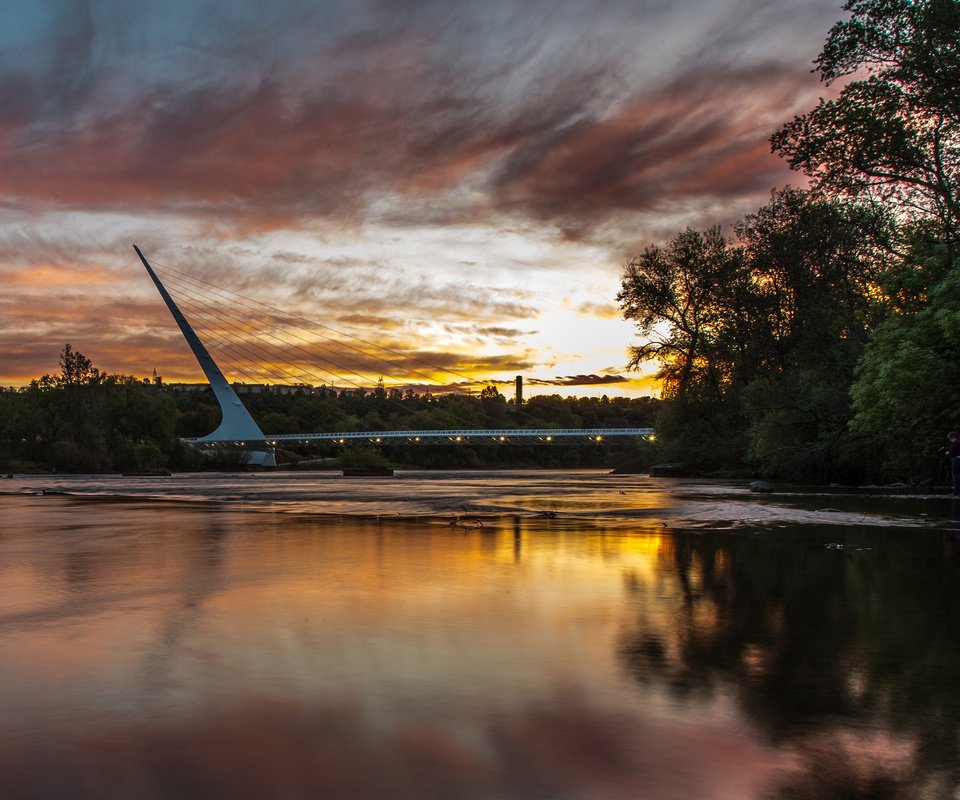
[0,0,845,386]
[0,0,835,233]
[521,374,629,387]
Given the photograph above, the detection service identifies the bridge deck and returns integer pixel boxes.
[188,428,654,446]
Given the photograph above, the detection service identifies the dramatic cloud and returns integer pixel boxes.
[0,9,829,230]
[0,0,845,390]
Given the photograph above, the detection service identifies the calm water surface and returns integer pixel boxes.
[1,471,960,799]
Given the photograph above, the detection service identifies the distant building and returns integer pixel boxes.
[233,383,316,397]
[164,382,324,396]
[165,382,210,393]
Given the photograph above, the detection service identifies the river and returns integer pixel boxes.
[1,471,959,799]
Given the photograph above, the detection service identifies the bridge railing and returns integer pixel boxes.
[187,427,655,446]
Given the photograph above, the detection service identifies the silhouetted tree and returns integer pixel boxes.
[618,226,748,400]
[57,343,101,385]
[772,0,960,240]
[620,0,960,483]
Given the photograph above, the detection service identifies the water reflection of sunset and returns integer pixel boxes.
[1,491,956,798]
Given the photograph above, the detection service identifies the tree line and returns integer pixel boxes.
[0,345,657,473]
[619,0,960,484]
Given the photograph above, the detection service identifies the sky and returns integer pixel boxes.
[0,0,845,397]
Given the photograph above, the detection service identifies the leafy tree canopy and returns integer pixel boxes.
[772,0,960,239]
[617,226,746,400]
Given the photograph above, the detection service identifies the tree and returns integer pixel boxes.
[57,343,101,385]
[619,191,886,479]
[617,1,960,482]
[770,0,960,479]
[732,190,886,480]
[618,227,757,470]
[771,0,960,240]
[617,226,748,399]
[478,385,503,400]
[736,188,887,373]
[850,242,960,477]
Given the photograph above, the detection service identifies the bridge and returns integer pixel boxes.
[135,246,653,466]
[187,428,653,448]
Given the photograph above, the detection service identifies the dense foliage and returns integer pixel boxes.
[0,346,183,473]
[622,0,960,484]
[0,346,657,472]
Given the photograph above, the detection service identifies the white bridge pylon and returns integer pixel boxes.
[135,246,653,462]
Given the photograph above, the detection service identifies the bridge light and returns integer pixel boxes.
[455,436,462,442]
[596,435,603,442]
[546,436,552,442]
[500,436,506,442]
[415,437,420,441]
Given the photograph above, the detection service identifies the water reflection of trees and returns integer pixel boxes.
[619,529,960,798]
